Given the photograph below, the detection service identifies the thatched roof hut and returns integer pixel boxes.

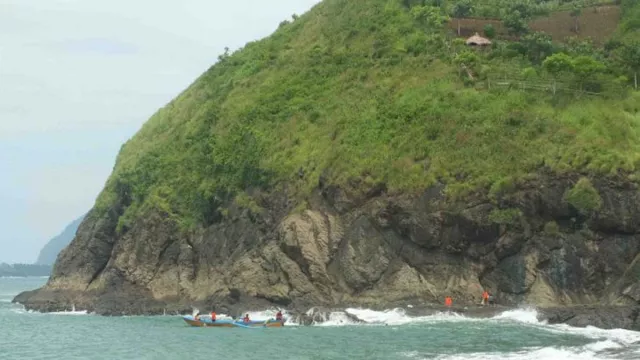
[466,33,492,46]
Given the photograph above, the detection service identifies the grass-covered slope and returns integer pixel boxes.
[95,0,640,232]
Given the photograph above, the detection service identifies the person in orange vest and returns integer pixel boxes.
[210,311,216,322]
[243,313,250,323]
[482,290,489,305]
[444,296,452,307]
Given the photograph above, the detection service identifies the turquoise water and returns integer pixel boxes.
[1,277,639,360]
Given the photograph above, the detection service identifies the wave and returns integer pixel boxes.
[412,339,640,360]
[10,308,91,316]
[326,307,640,360]
[47,310,90,316]
[9,303,92,316]
[415,344,621,360]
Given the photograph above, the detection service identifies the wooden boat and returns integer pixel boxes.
[182,315,286,328]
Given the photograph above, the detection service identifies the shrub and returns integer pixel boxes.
[543,221,560,235]
[489,208,522,225]
[484,24,496,39]
[564,177,603,214]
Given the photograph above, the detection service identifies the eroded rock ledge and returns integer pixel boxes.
[14,172,640,330]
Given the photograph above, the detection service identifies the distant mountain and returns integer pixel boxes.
[0,263,51,277]
[35,215,85,265]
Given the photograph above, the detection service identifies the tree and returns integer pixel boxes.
[572,55,606,91]
[218,47,231,62]
[544,53,574,74]
[452,0,474,35]
[506,1,534,19]
[454,50,480,81]
[410,5,449,28]
[570,5,582,33]
[483,24,496,39]
[543,53,575,94]
[503,10,529,36]
[521,32,555,64]
[618,41,640,90]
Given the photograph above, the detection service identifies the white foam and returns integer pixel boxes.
[585,340,623,352]
[47,310,90,316]
[344,307,469,326]
[303,307,478,327]
[299,306,640,357]
[490,307,542,324]
[8,305,91,316]
[314,311,359,326]
[429,346,613,360]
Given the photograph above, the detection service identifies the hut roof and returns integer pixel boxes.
[466,33,492,46]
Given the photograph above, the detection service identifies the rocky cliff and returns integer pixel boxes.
[14,171,640,325]
[13,0,640,328]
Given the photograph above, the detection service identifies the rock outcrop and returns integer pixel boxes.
[14,172,640,327]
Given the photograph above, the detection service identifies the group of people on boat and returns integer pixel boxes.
[194,309,284,323]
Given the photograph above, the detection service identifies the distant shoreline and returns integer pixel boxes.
[0,264,51,278]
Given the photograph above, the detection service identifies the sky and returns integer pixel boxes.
[0,0,320,263]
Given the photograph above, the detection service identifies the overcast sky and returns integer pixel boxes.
[0,0,320,263]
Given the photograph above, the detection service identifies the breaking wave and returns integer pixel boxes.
[312,307,640,360]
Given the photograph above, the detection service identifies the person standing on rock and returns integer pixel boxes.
[482,291,489,306]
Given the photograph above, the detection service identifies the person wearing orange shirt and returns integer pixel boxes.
[482,291,489,306]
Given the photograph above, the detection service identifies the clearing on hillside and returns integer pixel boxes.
[449,5,621,44]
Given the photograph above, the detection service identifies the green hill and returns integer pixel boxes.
[15,0,640,316]
[97,0,640,232]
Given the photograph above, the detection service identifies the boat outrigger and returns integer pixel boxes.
[182,315,287,328]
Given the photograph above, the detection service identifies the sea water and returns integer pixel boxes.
[1,277,639,360]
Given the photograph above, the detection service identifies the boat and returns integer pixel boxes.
[182,315,287,328]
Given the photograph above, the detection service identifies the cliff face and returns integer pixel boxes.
[35,215,85,265]
[15,172,640,317]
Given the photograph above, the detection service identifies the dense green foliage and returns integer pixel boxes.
[407,0,616,19]
[93,0,640,231]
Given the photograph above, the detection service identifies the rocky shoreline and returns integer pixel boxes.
[14,172,640,332]
[11,289,640,330]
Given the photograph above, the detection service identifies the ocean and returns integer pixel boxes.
[1,277,639,360]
